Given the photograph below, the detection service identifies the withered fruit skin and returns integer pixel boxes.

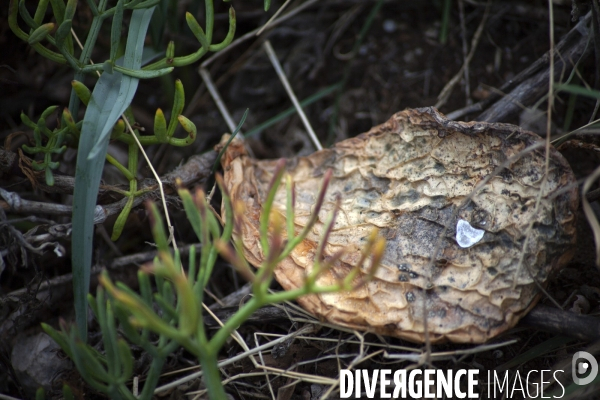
[219,107,578,343]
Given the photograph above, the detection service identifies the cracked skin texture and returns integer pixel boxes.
[218,107,578,343]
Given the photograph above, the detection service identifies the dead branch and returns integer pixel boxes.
[0,147,217,197]
[521,305,600,341]
[201,303,600,342]
[0,149,217,259]
[447,11,593,122]
[1,149,217,216]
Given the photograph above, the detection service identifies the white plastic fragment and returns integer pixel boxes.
[456,219,485,248]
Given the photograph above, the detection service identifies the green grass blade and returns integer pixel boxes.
[89,7,156,159]
[555,83,600,99]
[71,6,156,339]
[244,83,340,138]
[211,108,248,173]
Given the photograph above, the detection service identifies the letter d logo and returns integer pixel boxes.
[572,351,598,385]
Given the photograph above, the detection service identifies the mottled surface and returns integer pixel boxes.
[219,107,578,343]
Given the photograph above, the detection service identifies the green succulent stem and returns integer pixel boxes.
[209,296,262,351]
[199,352,229,399]
[105,154,135,181]
[43,167,384,399]
[10,0,301,397]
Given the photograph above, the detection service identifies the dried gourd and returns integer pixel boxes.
[218,107,578,343]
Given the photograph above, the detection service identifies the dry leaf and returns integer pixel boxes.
[219,107,578,343]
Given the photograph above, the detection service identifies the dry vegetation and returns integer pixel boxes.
[2,0,600,399]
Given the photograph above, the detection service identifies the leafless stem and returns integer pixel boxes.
[435,1,490,109]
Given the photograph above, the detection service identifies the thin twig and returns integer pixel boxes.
[383,339,518,362]
[458,0,472,106]
[199,67,238,135]
[1,151,216,255]
[188,372,273,398]
[445,11,592,121]
[122,115,178,251]
[200,0,320,69]
[253,330,276,400]
[153,325,315,394]
[552,116,600,146]
[510,0,562,312]
[263,40,322,151]
[476,13,592,122]
[0,188,105,221]
[583,163,600,266]
[435,0,490,109]
[256,0,293,36]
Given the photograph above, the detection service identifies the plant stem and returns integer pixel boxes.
[209,297,261,350]
[139,356,167,399]
[199,351,228,400]
[67,0,108,118]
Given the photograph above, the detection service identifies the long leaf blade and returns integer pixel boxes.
[71,6,156,339]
